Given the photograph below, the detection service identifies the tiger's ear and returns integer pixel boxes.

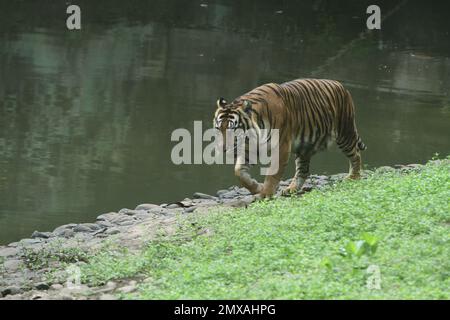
[243,100,252,113]
[217,97,227,108]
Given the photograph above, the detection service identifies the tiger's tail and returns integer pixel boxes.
[344,88,367,153]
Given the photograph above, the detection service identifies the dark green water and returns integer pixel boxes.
[1,0,449,244]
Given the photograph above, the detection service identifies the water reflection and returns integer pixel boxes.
[0,0,449,244]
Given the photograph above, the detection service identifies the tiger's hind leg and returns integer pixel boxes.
[337,139,362,180]
[336,90,365,180]
[282,153,311,196]
[346,151,362,180]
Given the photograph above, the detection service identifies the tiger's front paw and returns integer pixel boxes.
[255,187,276,200]
[345,174,361,180]
[248,183,263,195]
[281,185,299,196]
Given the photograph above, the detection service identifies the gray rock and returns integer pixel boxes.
[74,223,100,233]
[110,215,134,225]
[31,231,53,239]
[330,173,348,181]
[193,192,218,200]
[183,206,197,213]
[3,259,22,272]
[218,190,239,199]
[53,224,77,234]
[91,227,107,236]
[30,293,48,300]
[118,282,137,294]
[375,166,396,173]
[1,286,23,297]
[87,223,102,230]
[60,284,91,296]
[165,203,179,209]
[94,281,117,294]
[96,220,114,228]
[19,238,42,246]
[20,269,38,281]
[118,220,135,227]
[193,199,219,207]
[134,212,152,221]
[73,233,94,242]
[54,229,75,238]
[118,286,136,294]
[237,188,251,196]
[315,178,329,185]
[135,203,160,211]
[216,189,229,197]
[105,228,121,235]
[148,207,170,215]
[120,209,144,216]
[222,196,255,208]
[0,247,19,257]
[180,198,194,204]
[50,284,64,290]
[35,282,50,290]
[99,293,117,300]
[7,242,19,248]
[96,212,118,222]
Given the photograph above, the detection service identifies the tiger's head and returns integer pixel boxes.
[213,97,253,153]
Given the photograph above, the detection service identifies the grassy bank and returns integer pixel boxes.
[81,159,449,299]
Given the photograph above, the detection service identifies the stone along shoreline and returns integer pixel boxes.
[0,162,429,300]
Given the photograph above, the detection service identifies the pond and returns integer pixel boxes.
[1,0,449,244]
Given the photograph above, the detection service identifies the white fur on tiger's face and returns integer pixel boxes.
[213,97,252,154]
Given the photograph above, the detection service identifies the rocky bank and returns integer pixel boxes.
[0,163,428,300]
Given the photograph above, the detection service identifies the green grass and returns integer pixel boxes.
[80,159,450,299]
[21,243,90,271]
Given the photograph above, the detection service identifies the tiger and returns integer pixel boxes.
[213,78,367,198]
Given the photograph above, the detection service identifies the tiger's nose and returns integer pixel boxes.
[227,121,238,129]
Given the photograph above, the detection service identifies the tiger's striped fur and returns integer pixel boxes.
[214,78,366,198]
